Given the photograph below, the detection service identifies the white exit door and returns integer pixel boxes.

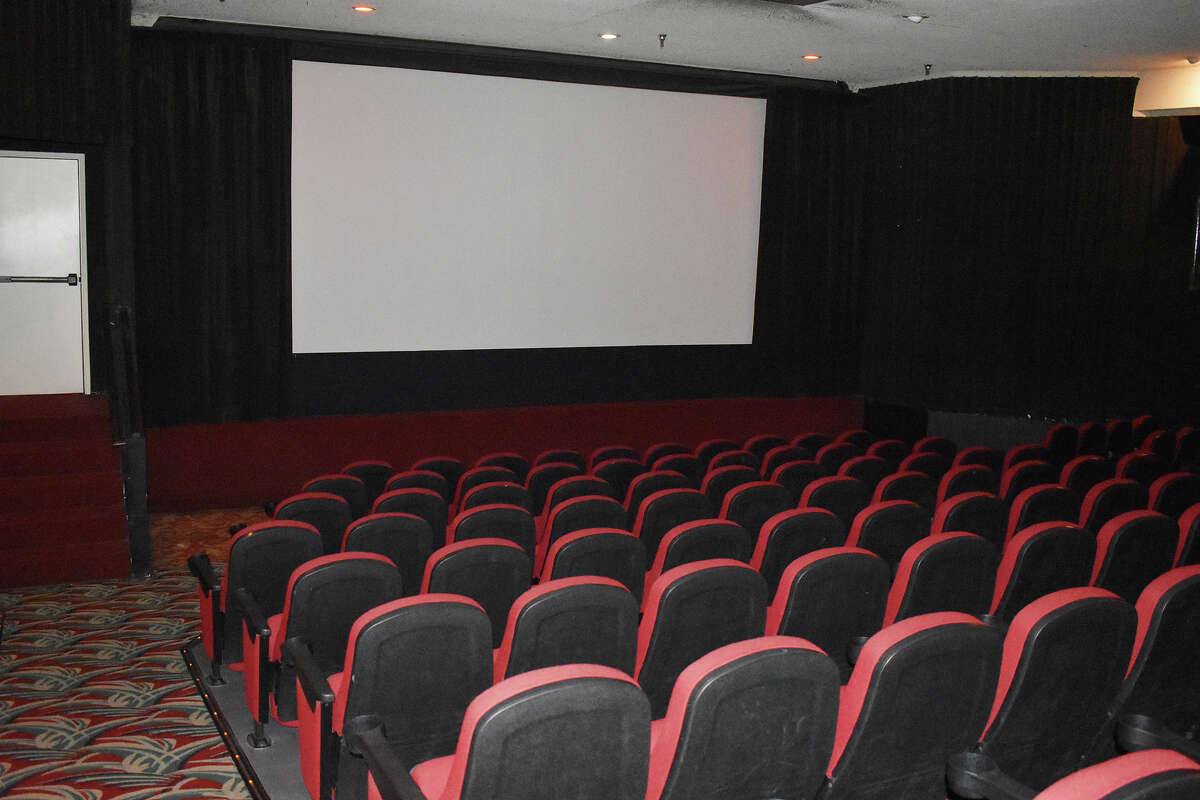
[0,152,89,396]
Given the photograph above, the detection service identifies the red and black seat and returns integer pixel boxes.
[899,451,952,481]
[709,448,759,473]
[845,499,931,572]
[632,488,715,561]
[1005,484,1080,544]
[800,475,871,531]
[447,503,535,560]
[593,457,648,501]
[1178,504,1200,566]
[866,438,910,471]
[794,432,833,452]
[1042,424,1079,467]
[342,512,433,598]
[589,444,639,470]
[343,460,397,507]
[873,470,937,512]
[837,428,876,449]
[524,461,581,515]
[304,474,370,521]
[636,559,767,718]
[542,474,616,512]
[646,636,839,800]
[1090,511,1178,602]
[1060,455,1116,498]
[999,461,1059,510]
[700,464,758,510]
[384,470,450,505]
[820,612,1003,800]
[276,492,355,555]
[650,453,703,488]
[1004,444,1052,472]
[532,448,585,471]
[817,442,863,474]
[1148,472,1200,519]
[762,445,813,479]
[459,481,532,514]
[931,491,1005,548]
[359,664,651,800]
[541,528,647,602]
[988,522,1096,623]
[839,455,892,492]
[771,458,828,501]
[954,446,1005,474]
[372,488,447,547]
[695,437,739,469]
[453,465,518,511]
[537,494,626,575]
[474,451,529,483]
[493,576,638,681]
[750,508,845,599]
[1116,452,1169,487]
[719,480,793,539]
[622,471,690,526]
[293,594,492,800]
[974,588,1136,790]
[1106,419,1134,457]
[642,520,752,599]
[411,457,465,500]
[948,749,1200,800]
[938,464,999,505]
[1076,421,1107,456]
[881,533,998,625]
[764,546,889,680]
[643,441,691,467]
[1080,478,1149,533]
[913,435,957,460]
[744,433,789,462]
[420,538,532,647]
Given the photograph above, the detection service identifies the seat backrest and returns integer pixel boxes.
[647,636,840,800]
[421,538,533,647]
[1061,455,1116,498]
[801,476,871,531]
[700,464,759,509]
[866,438,910,471]
[913,435,957,459]
[838,455,892,492]
[644,520,752,599]
[999,461,1059,507]
[989,522,1096,622]
[589,444,639,470]
[938,464,998,505]
[1148,472,1200,519]
[1113,566,1200,736]
[544,475,616,512]
[342,460,397,506]
[1178,504,1200,566]
[215,520,322,663]
[978,588,1136,789]
[532,448,585,471]
[873,470,937,512]
[384,469,451,504]
[650,454,703,488]
[822,613,1003,800]
[764,546,889,681]
[303,473,369,520]
[633,488,715,561]
[1005,484,1081,544]
[763,445,813,479]
[899,451,952,481]
[1004,443,1052,472]
[411,456,466,498]
[494,576,639,681]
[1076,421,1107,456]
[525,462,583,514]
[543,495,628,562]
[543,528,647,602]
[460,481,533,513]
[816,442,862,474]
[593,457,648,502]
[1091,511,1179,602]
[931,491,1005,548]
[1080,478,1149,533]
[846,499,931,572]
[882,533,998,625]
[744,433,789,461]
[448,503,536,559]
[371,487,447,546]
[342,512,433,598]
[1141,430,1176,462]
[1116,452,1169,487]
[1042,424,1079,467]
[1106,419,1134,456]
[474,451,529,483]
[953,446,1005,473]
[454,465,519,506]
[643,441,691,467]
[334,594,492,770]
[636,559,768,718]
[695,438,739,469]
[412,665,650,800]
[793,432,833,452]
[624,470,691,521]
[1033,750,1200,800]
[275,491,354,555]
[836,428,876,449]
[719,480,794,539]
[1131,415,1158,449]
[771,459,828,500]
[751,508,845,601]
[1176,427,1200,471]
[709,449,759,473]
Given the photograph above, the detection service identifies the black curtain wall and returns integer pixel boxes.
[856,77,1198,422]
[131,32,291,425]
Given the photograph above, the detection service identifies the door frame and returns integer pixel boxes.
[0,149,90,394]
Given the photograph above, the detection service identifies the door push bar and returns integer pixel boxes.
[0,273,79,285]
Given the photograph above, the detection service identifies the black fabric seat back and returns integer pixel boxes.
[276,492,355,555]
[771,459,827,501]
[475,452,530,483]
[1117,452,1169,487]
[533,448,585,470]
[1061,455,1117,497]
[544,495,628,556]
[342,461,397,507]
[525,462,582,514]
[883,533,998,625]
[720,480,794,539]
[411,457,466,498]
[953,446,1005,474]
[652,520,752,579]
[866,439,910,471]
[1080,478,1149,533]
[1006,484,1080,544]
[460,481,532,513]
[816,442,862,474]
[751,508,845,601]
[874,470,937,512]
[978,588,1136,789]
[625,471,692,523]
[763,445,813,478]
[455,465,519,506]
[999,460,1059,507]
[636,560,768,718]
[634,488,715,561]
[765,546,889,681]
[913,435,957,459]
[989,522,1096,623]
[1076,422,1106,456]
[590,444,639,469]
[839,455,891,492]
[701,465,759,510]
[801,476,871,531]
[422,539,532,647]
[372,488,448,547]
[1043,424,1079,467]
[938,465,998,504]
[744,434,789,462]
[342,512,433,598]
[383,470,451,504]
[695,438,739,469]
[646,637,839,800]
[1148,472,1200,518]
[899,451,952,481]
[652,453,704,488]
[709,449,759,473]
[1092,511,1179,602]
[643,441,691,467]
[543,529,648,602]
[303,474,369,521]
[932,491,1006,549]
[593,457,649,501]
[449,503,536,560]
[544,475,616,511]
[846,499,931,572]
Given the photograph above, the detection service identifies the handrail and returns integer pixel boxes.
[108,304,143,441]
[0,273,79,285]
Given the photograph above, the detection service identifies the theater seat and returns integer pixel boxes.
[899,451,951,481]
[817,442,862,474]
[524,461,581,515]
[913,435,957,460]
[537,494,626,576]
[632,488,715,562]
[646,636,839,800]
[1148,472,1200,519]
[873,470,937,512]
[771,459,828,501]
[750,508,845,600]
[623,470,690,525]
[1090,511,1178,602]
[458,481,532,514]
[447,503,535,560]
[383,471,450,505]
[882,533,998,625]
[1060,455,1115,498]
[700,464,758,510]
[1042,424,1079,467]
[643,441,690,467]
[342,512,433,598]
[1079,478,1148,533]
[1178,504,1200,566]
[695,438,739,469]
[838,455,891,493]
[866,438,909,471]
[343,461,397,507]
[954,446,1004,474]
[1004,444,1052,472]
[763,445,813,479]
[947,749,1200,800]
[541,528,647,602]
[304,474,370,521]
[845,499,931,572]
[589,444,639,470]
[820,612,1002,800]
[709,448,759,473]
[1076,421,1106,457]
[474,451,529,483]
[801,476,871,531]
[931,491,1005,549]
[421,538,532,648]
[650,453,703,488]
[744,433,789,462]
[642,520,752,600]
[988,522,1095,623]
[1005,484,1080,545]
[411,457,465,500]
[593,457,648,501]
[276,492,354,555]
[372,488,447,547]
[938,464,998,505]
[719,480,793,539]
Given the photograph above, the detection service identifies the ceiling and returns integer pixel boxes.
[131,0,1200,90]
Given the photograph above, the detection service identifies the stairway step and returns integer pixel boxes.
[0,538,129,588]
[0,440,121,477]
[0,472,123,512]
[0,503,127,544]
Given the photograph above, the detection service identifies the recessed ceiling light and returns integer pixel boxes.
[352,5,376,12]
[903,14,928,23]
[802,54,821,61]
[598,32,620,40]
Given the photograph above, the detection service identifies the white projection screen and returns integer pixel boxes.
[291,60,766,354]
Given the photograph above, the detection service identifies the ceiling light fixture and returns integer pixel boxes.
[352,5,376,12]
[903,14,928,23]
[802,54,821,61]
[598,32,620,40]
[1189,56,1200,65]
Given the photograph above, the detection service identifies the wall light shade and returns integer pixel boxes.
[802,54,821,61]
[352,5,376,12]
[598,32,620,40]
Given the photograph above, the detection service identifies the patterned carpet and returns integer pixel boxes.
[0,508,267,799]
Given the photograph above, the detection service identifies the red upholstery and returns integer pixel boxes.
[1004,443,1052,471]
[1178,504,1200,565]
[420,537,526,593]
[989,521,1092,614]
[882,533,980,625]
[1128,564,1200,675]
[764,545,878,635]
[1033,750,1200,799]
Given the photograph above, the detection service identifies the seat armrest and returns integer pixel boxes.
[1117,714,1200,761]
[234,587,270,640]
[286,637,335,709]
[344,715,427,800]
[187,553,220,594]
[946,751,1034,800]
